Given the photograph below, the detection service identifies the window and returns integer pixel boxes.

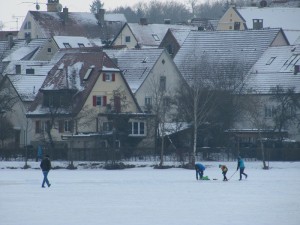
[266,57,276,65]
[102,73,115,82]
[253,19,263,30]
[47,48,52,53]
[15,65,21,74]
[264,106,276,118]
[35,120,49,133]
[64,120,73,132]
[167,44,173,55]
[160,76,166,91]
[26,68,34,74]
[145,97,152,106]
[234,22,240,30]
[24,21,31,29]
[93,95,107,106]
[24,32,31,40]
[103,121,113,132]
[125,36,131,42]
[83,68,94,80]
[78,43,85,48]
[229,26,232,30]
[129,121,146,136]
[152,34,160,41]
[63,43,71,48]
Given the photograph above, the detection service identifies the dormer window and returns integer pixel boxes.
[253,19,263,30]
[152,34,160,41]
[63,43,71,48]
[26,68,35,74]
[266,57,276,65]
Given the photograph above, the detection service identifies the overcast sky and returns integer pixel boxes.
[0,0,191,31]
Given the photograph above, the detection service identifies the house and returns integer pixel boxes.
[174,28,289,84]
[18,0,126,45]
[111,20,195,49]
[217,5,300,44]
[26,49,154,159]
[0,62,51,149]
[230,44,300,143]
[104,48,184,116]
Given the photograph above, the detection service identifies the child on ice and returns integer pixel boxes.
[195,163,205,180]
[219,164,228,181]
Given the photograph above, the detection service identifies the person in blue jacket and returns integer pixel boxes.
[195,163,205,180]
[237,156,248,180]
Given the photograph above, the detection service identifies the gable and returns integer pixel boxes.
[217,7,247,31]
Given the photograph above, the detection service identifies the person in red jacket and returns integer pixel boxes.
[219,164,228,181]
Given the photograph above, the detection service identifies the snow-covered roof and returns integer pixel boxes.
[105,13,127,22]
[28,11,126,41]
[236,7,300,44]
[174,29,283,84]
[127,23,196,47]
[169,28,194,46]
[245,45,300,94]
[53,36,93,49]
[8,75,46,101]
[3,61,54,76]
[104,48,164,93]
[2,39,48,62]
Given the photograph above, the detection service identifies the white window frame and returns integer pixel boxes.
[129,121,146,136]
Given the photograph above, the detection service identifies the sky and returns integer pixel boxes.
[1,160,300,225]
[0,0,192,31]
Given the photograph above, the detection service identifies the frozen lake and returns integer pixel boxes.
[1,161,300,225]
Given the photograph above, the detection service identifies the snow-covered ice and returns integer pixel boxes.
[1,161,300,225]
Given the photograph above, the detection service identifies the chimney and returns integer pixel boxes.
[7,33,14,49]
[140,18,148,25]
[62,7,68,23]
[164,19,171,24]
[47,0,62,12]
[96,8,105,26]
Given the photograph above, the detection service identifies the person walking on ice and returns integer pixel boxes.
[195,163,205,180]
[219,164,228,181]
[40,154,51,188]
[237,156,248,180]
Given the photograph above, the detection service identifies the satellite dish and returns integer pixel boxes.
[56,3,62,12]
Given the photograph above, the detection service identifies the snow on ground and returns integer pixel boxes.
[1,160,300,225]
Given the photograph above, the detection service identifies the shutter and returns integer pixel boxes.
[103,96,107,106]
[59,120,64,133]
[93,95,96,106]
[102,73,106,81]
[112,73,115,81]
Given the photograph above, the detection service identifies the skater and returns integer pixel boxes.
[40,155,51,188]
[195,163,205,180]
[237,156,248,180]
[219,164,228,181]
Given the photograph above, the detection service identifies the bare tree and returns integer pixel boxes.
[243,95,269,169]
[270,86,300,140]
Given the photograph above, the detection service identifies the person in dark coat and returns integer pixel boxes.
[237,156,248,181]
[195,163,205,180]
[40,155,51,188]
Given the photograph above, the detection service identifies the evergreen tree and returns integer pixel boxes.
[90,0,104,14]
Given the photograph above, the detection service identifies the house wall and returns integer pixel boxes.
[135,50,182,116]
[33,38,59,61]
[217,7,246,31]
[18,13,46,40]
[233,95,300,142]
[271,31,289,46]
[78,71,140,133]
[112,24,138,48]
[1,79,34,149]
